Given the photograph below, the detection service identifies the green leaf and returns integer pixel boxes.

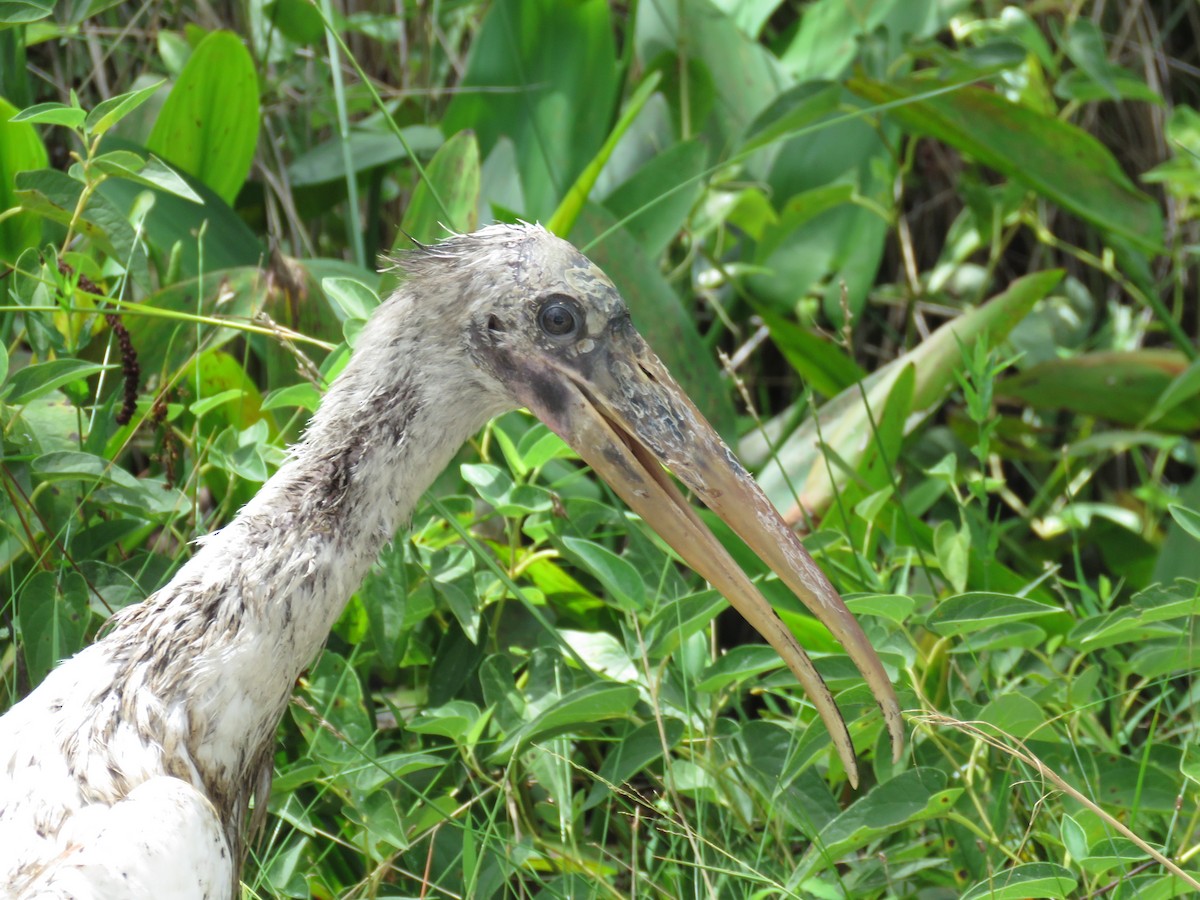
[91,152,203,203]
[743,81,842,154]
[14,168,141,265]
[0,0,53,24]
[1000,350,1200,435]
[760,310,865,397]
[800,768,961,877]
[322,277,380,322]
[1145,356,1200,427]
[960,862,1077,900]
[844,593,915,626]
[504,682,639,753]
[395,129,480,251]
[548,69,663,239]
[696,645,782,692]
[443,0,619,219]
[2,359,110,405]
[85,80,165,137]
[263,0,325,45]
[408,700,484,739]
[1069,579,1200,650]
[146,30,260,205]
[977,693,1048,741]
[1169,504,1200,542]
[287,124,443,187]
[849,77,1163,253]
[561,536,646,612]
[933,519,970,594]
[926,592,1061,636]
[10,101,86,128]
[586,718,684,809]
[18,571,90,686]
[1061,813,1088,863]
[600,134,704,258]
[261,382,322,413]
[293,651,375,773]
[0,96,48,263]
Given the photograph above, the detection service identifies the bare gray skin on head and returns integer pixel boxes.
[0,223,900,899]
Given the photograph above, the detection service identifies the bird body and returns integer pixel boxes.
[1,225,901,898]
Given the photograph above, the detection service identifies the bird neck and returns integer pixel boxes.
[115,293,507,818]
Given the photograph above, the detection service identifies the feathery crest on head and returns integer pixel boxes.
[382,222,548,282]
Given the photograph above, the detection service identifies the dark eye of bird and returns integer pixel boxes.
[538,296,582,338]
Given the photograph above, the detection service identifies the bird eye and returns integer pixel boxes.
[538,296,582,338]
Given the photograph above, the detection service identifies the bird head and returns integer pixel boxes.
[394,223,902,785]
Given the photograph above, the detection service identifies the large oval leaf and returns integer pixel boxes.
[147,30,260,205]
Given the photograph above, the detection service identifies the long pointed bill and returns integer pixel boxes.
[512,324,903,787]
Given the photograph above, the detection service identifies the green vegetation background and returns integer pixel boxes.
[1,1,1199,897]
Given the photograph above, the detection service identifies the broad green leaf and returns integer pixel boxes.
[977,692,1048,741]
[760,309,865,397]
[0,0,52,24]
[91,152,202,203]
[548,70,662,239]
[18,571,90,686]
[644,590,726,659]
[1061,813,1088,863]
[1069,579,1200,650]
[147,30,260,205]
[408,700,484,739]
[32,451,186,518]
[849,77,1163,253]
[586,718,684,809]
[926,592,1061,636]
[444,0,619,219]
[949,622,1047,654]
[95,137,262,277]
[599,133,703,259]
[0,96,48,263]
[561,536,646,612]
[1079,837,1152,876]
[933,519,970,593]
[263,0,325,45]
[500,682,639,756]
[558,630,637,682]
[2,359,110,405]
[696,645,782,692]
[10,101,85,128]
[1000,350,1200,434]
[85,80,165,137]
[742,82,841,155]
[14,168,140,266]
[395,129,480,251]
[322,277,380,322]
[798,768,961,878]
[287,124,443,187]
[261,382,321,413]
[1169,504,1200,542]
[637,0,789,149]
[1144,356,1200,427]
[960,863,1077,900]
[844,593,915,626]
[462,463,553,518]
[121,267,273,380]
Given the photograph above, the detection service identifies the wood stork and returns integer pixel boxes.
[0,224,902,898]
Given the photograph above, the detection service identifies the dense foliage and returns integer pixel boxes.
[2,1,1198,897]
